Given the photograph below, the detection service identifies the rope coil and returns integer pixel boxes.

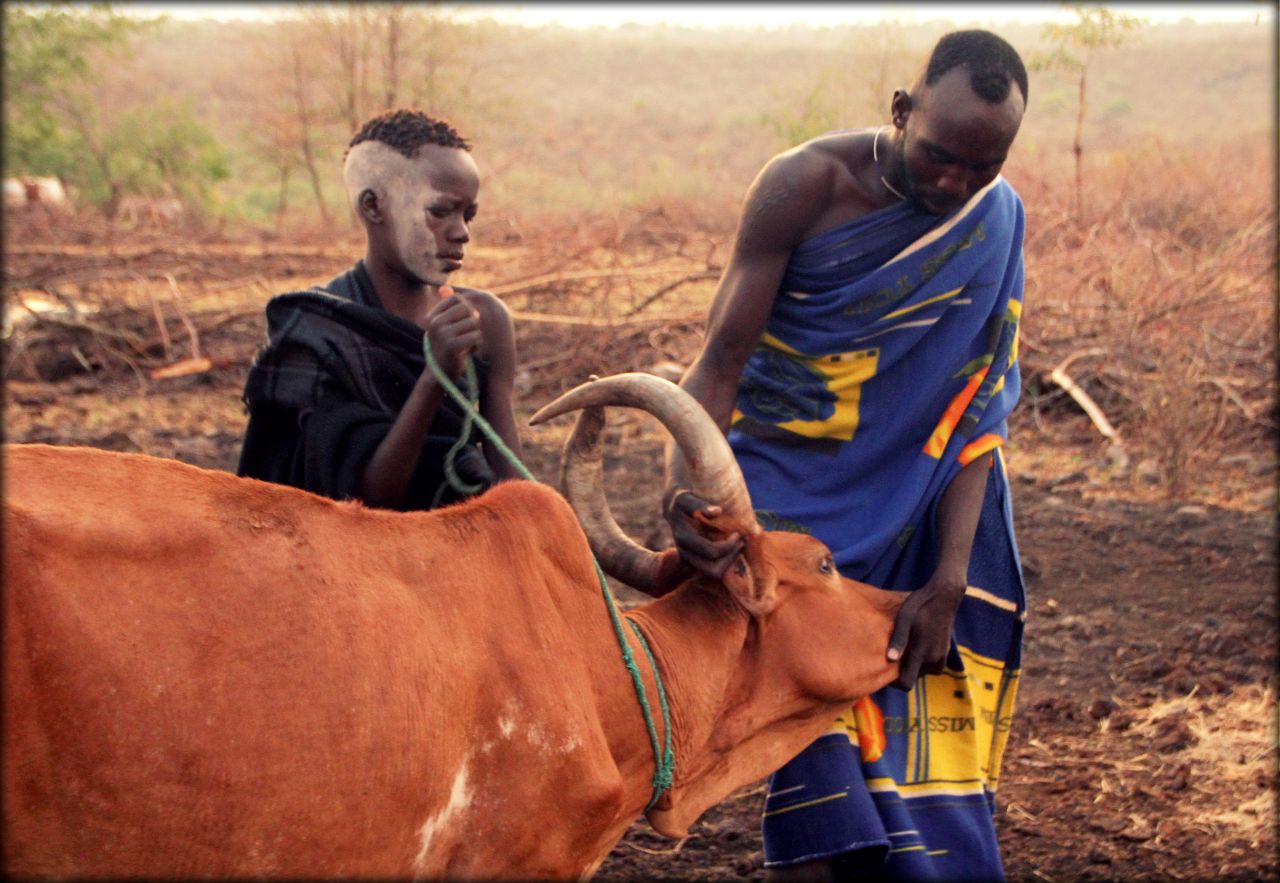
[431,356,485,507]
[423,336,675,811]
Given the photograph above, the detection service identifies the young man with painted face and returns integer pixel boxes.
[664,31,1029,880]
[238,110,522,510]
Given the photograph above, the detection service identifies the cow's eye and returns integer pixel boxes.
[818,557,835,575]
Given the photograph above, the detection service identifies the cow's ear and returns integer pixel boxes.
[723,553,776,618]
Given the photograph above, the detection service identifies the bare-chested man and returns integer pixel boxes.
[664,31,1030,880]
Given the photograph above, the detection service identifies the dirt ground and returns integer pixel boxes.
[3,222,1275,881]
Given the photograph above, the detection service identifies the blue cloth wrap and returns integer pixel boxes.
[732,177,1028,879]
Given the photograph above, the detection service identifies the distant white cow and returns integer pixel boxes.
[3,179,26,210]
[3,176,71,214]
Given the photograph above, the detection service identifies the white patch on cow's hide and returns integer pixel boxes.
[413,758,473,877]
[526,723,549,749]
[498,701,581,755]
[523,723,582,756]
[578,851,610,881]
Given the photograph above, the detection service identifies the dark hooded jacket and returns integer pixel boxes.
[236,261,494,510]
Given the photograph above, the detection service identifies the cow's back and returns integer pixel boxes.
[3,445,631,878]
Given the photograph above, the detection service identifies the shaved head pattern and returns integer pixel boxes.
[343,110,473,215]
[921,29,1028,105]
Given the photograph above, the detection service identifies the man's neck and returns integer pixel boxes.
[796,130,907,244]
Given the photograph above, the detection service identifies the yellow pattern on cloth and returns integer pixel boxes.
[730,331,879,443]
[833,598,1021,800]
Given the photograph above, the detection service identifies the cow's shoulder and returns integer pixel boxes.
[457,479,600,574]
[470,479,580,529]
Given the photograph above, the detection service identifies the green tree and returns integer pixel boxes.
[3,2,228,215]
[3,2,138,182]
[1032,3,1145,220]
[106,99,229,206]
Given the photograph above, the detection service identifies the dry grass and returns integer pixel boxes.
[5,124,1274,507]
[1016,133,1275,497]
[1129,684,1276,852]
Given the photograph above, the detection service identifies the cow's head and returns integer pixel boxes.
[530,375,903,831]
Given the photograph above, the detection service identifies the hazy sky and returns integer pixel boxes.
[120,2,1272,29]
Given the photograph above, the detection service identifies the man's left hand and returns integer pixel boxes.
[886,574,966,690]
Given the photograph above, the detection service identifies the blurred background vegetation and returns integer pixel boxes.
[3,2,1272,233]
[3,2,1273,501]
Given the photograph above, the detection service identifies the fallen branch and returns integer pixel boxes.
[34,285,88,317]
[1046,349,1123,444]
[491,263,707,297]
[1204,377,1275,428]
[626,269,721,316]
[164,272,202,359]
[511,310,702,328]
[17,302,148,350]
[1047,371,1119,442]
[150,357,213,380]
[145,281,174,361]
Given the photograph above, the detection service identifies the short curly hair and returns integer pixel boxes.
[345,109,471,159]
[924,30,1028,105]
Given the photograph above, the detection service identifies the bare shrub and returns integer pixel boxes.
[1020,133,1274,497]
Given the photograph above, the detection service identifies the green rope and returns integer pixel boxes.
[628,616,676,806]
[423,336,674,810]
[430,357,486,508]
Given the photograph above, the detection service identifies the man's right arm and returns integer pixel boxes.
[665,147,833,576]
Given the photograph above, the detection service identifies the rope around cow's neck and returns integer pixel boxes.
[423,336,675,812]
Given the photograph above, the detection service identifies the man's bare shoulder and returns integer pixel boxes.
[742,141,848,242]
[763,138,846,193]
[779,129,870,173]
[747,130,877,245]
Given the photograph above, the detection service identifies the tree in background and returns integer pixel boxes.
[285,25,333,226]
[760,26,911,150]
[242,108,305,235]
[1032,3,1144,220]
[243,2,486,229]
[4,2,228,216]
[107,98,228,212]
[4,1,140,198]
[300,3,484,129]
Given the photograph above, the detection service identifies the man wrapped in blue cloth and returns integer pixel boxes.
[663,30,1030,881]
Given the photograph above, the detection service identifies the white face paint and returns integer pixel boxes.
[345,142,480,288]
[388,146,479,286]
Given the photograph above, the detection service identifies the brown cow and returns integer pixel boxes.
[2,374,903,879]
[116,194,185,228]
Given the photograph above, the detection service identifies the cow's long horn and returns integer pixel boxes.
[529,373,759,590]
